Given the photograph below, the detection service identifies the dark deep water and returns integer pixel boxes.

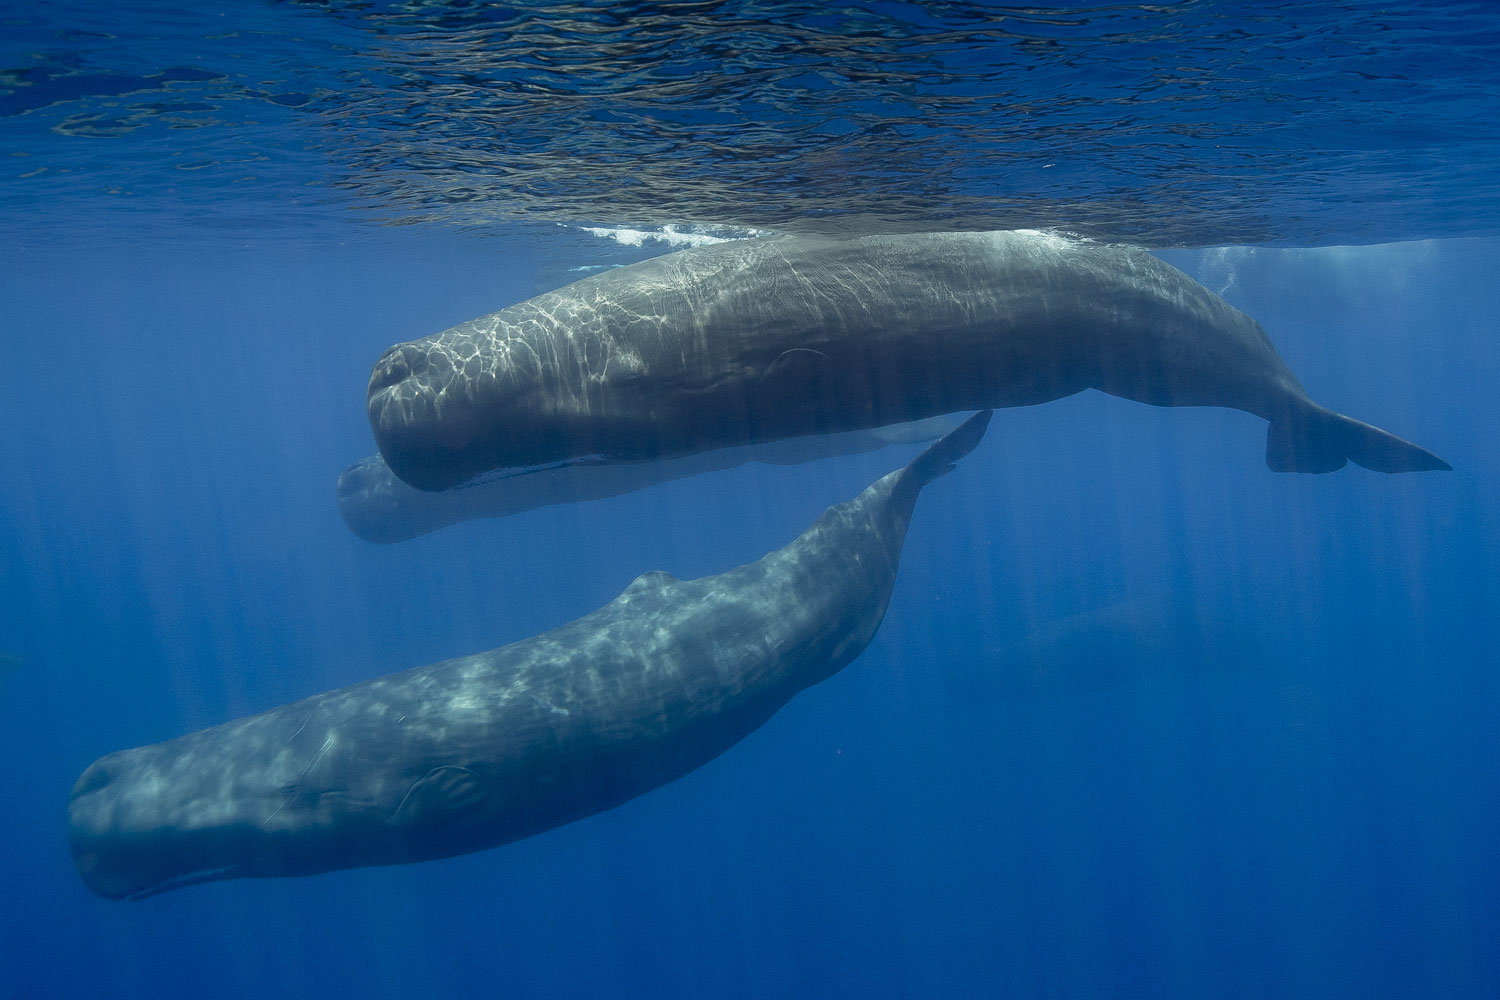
[3,4,1499,998]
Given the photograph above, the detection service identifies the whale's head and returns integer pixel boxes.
[365,329,578,492]
[368,339,494,492]
[68,746,272,900]
[67,717,389,900]
[334,454,414,544]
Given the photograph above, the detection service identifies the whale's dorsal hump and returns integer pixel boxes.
[623,570,679,595]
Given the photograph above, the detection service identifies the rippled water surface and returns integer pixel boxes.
[4,1,1499,245]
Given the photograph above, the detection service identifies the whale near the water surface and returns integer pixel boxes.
[67,412,991,900]
[367,230,1448,492]
[337,417,954,544]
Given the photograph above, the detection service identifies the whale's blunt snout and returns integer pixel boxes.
[368,343,417,396]
[336,457,381,502]
[71,757,114,799]
[68,754,251,901]
[67,759,136,900]
[366,339,499,491]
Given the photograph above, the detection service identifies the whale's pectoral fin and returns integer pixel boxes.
[1266,400,1451,474]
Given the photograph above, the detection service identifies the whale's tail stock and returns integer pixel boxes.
[1266,399,1451,474]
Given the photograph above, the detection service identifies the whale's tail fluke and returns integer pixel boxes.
[1266,400,1450,474]
[890,409,993,512]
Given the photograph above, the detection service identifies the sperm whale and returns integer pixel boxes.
[68,412,992,900]
[366,230,1447,492]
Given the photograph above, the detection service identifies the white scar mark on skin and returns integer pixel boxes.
[264,793,291,825]
[759,348,830,386]
[303,734,335,777]
[774,348,829,363]
[530,694,569,717]
[265,733,335,825]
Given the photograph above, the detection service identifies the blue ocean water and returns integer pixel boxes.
[2,3,1497,998]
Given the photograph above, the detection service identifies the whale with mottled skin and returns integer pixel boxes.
[337,416,954,544]
[67,412,991,900]
[368,230,1447,492]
